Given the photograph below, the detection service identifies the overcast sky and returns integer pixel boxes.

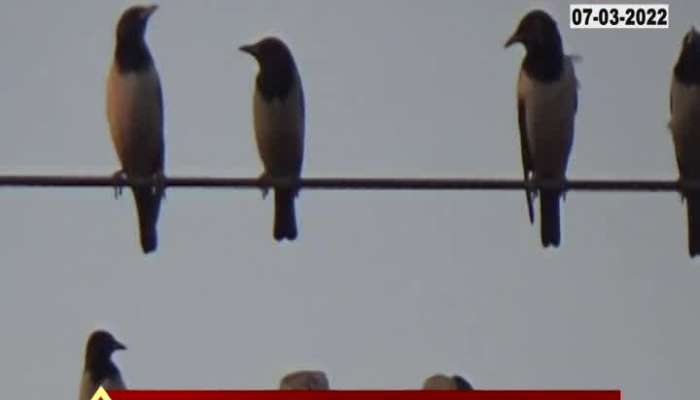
[0,1,699,399]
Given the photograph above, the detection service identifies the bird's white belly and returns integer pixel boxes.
[519,68,576,178]
[252,84,304,176]
[106,66,162,175]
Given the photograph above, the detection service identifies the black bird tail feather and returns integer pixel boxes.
[540,189,561,248]
[688,192,700,257]
[274,189,297,241]
[133,187,162,254]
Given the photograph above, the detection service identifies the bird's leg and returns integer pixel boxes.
[112,169,126,199]
[258,172,271,199]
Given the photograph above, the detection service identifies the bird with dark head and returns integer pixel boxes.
[241,37,305,242]
[670,27,700,257]
[107,4,165,254]
[114,5,158,72]
[240,38,297,101]
[505,10,564,81]
[506,10,578,248]
[78,330,127,400]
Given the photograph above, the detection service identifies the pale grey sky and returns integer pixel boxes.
[0,1,698,399]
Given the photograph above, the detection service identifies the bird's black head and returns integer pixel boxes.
[116,5,158,43]
[240,37,294,68]
[114,5,158,72]
[240,37,298,100]
[505,10,561,52]
[84,330,126,367]
[674,27,700,85]
[505,10,564,82]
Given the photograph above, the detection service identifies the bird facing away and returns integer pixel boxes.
[279,370,330,390]
[107,5,165,254]
[505,10,578,248]
[240,37,305,241]
[78,330,127,400]
[670,27,700,257]
[422,374,474,390]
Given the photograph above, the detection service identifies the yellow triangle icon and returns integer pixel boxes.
[90,386,112,400]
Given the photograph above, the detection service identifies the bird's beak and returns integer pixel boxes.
[239,44,257,57]
[142,4,159,19]
[504,32,521,48]
[114,341,127,351]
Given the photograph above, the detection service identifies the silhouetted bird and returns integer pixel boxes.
[78,330,127,400]
[671,28,700,257]
[279,370,329,390]
[506,10,578,248]
[241,37,305,241]
[107,5,164,253]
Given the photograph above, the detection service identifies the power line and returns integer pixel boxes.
[0,175,691,192]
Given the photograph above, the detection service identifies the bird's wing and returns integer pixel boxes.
[153,69,165,172]
[669,84,686,195]
[670,90,682,174]
[518,96,535,223]
[670,83,674,114]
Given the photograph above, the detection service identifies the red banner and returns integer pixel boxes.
[104,390,621,400]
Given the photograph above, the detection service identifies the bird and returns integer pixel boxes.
[240,37,305,241]
[78,330,127,400]
[422,374,473,390]
[505,10,578,248]
[106,4,165,254]
[279,370,329,390]
[670,27,700,257]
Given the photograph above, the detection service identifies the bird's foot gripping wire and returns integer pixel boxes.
[112,170,126,199]
[258,172,271,199]
[153,171,166,200]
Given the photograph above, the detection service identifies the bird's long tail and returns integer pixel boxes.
[687,191,700,257]
[274,189,297,241]
[133,186,162,254]
[540,189,561,248]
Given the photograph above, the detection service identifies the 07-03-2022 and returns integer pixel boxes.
[570,4,669,29]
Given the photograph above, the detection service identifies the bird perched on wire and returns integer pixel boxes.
[279,370,330,390]
[78,330,127,400]
[422,374,473,390]
[505,10,578,248]
[670,27,700,257]
[106,4,165,254]
[240,37,305,241]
